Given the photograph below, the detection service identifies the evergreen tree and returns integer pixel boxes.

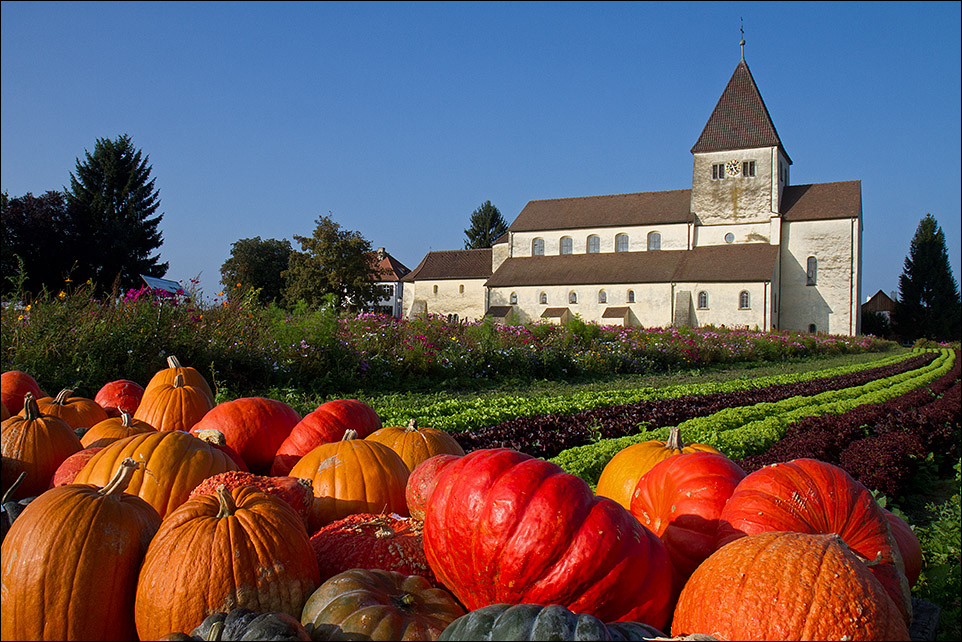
[282,214,382,310]
[65,134,167,294]
[220,237,293,305]
[463,200,509,249]
[891,213,961,342]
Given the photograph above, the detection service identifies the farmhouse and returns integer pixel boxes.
[402,52,862,336]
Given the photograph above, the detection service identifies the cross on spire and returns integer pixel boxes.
[740,18,746,61]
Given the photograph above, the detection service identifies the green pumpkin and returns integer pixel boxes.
[438,604,666,641]
[160,608,311,641]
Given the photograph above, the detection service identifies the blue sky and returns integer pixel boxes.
[3,1,960,307]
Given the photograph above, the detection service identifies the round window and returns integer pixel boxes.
[725,233,735,244]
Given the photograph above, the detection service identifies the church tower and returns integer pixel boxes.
[689,44,792,226]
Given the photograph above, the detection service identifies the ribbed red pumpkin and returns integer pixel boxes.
[71,429,239,518]
[423,448,675,628]
[81,410,156,449]
[672,531,910,641]
[310,513,437,585]
[134,373,213,432]
[1,370,47,415]
[1,458,162,641]
[33,388,109,431]
[271,399,382,475]
[94,379,145,418]
[188,470,313,527]
[288,431,410,533]
[190,397,300,474]
[1,394,83,498]
[134,485,320,640]
[405,453,461,521]
[51,447,105,487]
[884,509,923,588]
[630,451,746,580]
[716,458,912,625]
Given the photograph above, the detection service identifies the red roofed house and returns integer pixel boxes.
[402,48,862,335]
[369,247,411,318]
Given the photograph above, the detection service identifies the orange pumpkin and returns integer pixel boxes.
[33,388,109,431]
[71,429,238,518]
[81,410,156,449]
[365,419,465,473]
[1,458,161,641]
[671,531,910,641]
[595,426,720,510]
[1,393,83,498]
[134,485,320,640]
[143,355,214,404]
[289,430,410,532]
[133,373,213,432]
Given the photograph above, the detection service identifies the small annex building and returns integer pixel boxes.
[402,49,862,335]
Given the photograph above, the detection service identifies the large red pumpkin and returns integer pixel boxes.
[271,399,381,475]
[1,458,162,641]
[1,370,47,415]
[716,458,912,625]
[422,448,675,628]
[671,531,910,641]
[629,451,746,580]
[190,397,300,474]
[94,379,145,418]
[134,485,320,640]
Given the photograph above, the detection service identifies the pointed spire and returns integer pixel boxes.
[690,54,791,163]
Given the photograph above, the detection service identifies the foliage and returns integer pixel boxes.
[219,237,292,306]
[892,213,962,343]
[861,310,892,339]
[0,191,75,297]
[65,134,167,294]
[282,214,383,311]
[463,200,509,249]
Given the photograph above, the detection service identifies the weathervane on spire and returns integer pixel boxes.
[740,18,746,61]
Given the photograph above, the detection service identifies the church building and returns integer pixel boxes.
[401,50,862,336]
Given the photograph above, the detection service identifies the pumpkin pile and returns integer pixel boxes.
[0,364,924,641]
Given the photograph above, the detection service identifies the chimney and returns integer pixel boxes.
[377,247,386,261]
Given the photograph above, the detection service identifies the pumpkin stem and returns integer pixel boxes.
[394,593,417,610]
[665,426,686,450]
[405,419,418,432]
[207,621,225,642]
[167,355,183,369]
[21,393,41,420]
[342,429,359,441]
[173,373,185,388]
[119,409,133,427]
[1,471,27,503]
[215,484,236,518]
[98,458,140,497]
[54,388,74,405]
[195,429,228,446]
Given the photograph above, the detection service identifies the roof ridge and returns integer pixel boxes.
[524,187,691,205]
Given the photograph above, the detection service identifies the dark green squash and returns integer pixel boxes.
[160,608,311,641]
[437,604,666,641]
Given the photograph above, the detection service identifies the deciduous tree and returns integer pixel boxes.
[1,190,75,296]
[220,237,292,305]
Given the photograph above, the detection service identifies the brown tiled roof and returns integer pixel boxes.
[780,181,861,221]
[485,305,513,318]
[370,251,411,281]
[602,306,630,318]
[509,189,693,232]
[541,307,570,318]
[485,244,779,287]
[691,60,790,163]
[401,249,492,282]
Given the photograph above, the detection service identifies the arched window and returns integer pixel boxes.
[647,232,661,251]
[510,292,518,305]
[626,290,635,303]
[587,235,600,254]
[540,292,548,305]
[560,237,573,255]
[739,291,751,309]
[433,285,438,295]
[697,291,709,309]
[569,291,578,304]
[808,323,817,333]
[806,256,817,285]
[615,233,629,252]
[532,238,545,256]
[598,290,607,303]
[459,284,464,294]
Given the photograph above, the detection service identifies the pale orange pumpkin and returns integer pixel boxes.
[1,458,161,641]
[595,426,720,510]
[365,419,465,473]
[289,430,410,533]
[81,410,157,448]
[71,429,238,518]
[133,373,213,432]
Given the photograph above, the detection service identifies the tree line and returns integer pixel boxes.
[2,135,956,341]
